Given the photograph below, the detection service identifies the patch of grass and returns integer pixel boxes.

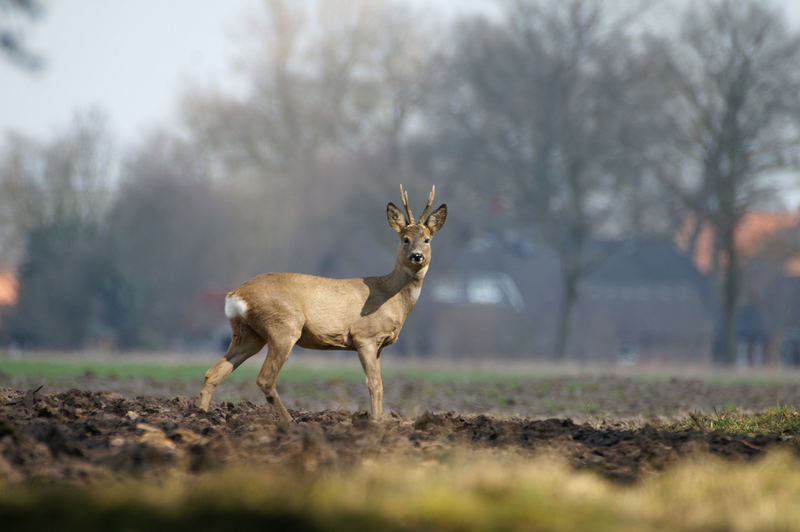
[704,375,788,387]
[669,406,800,435]
[0,359,373,383]
[0,358,546,384]
[2,451,800,531]
[0,359,210,381]
[537,398,561,413]
[382,367,532,382]
[562,380,584,393]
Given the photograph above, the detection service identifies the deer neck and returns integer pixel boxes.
[383,261,428,308]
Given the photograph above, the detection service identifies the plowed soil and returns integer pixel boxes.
[1,385,797,484]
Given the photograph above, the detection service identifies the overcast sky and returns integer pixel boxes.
[1,0,258,144]
[2,0,800,147]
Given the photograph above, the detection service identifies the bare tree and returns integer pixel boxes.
[0,110,123,348]
[0,108,115,267]
[181,0,437,274]
[433,0,654,359]
[101,133,249,348]
[651,0,800,363]
[184,0,432,179]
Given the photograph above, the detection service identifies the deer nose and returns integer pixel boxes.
[410,252,424,263]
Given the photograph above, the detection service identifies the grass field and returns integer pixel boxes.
[3,352,800,387]
[2,354,800,531]
[0,354,589,382]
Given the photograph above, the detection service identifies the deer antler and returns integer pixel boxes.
[400,184,415,224]
[419,185,436,223]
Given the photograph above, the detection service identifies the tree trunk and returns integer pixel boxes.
[717,226,740,365]
[554,269,579,361]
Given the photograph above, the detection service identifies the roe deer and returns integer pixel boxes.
[198,185,447,422]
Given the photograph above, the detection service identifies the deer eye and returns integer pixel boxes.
[424,238,430,244]
[403,237,410,244]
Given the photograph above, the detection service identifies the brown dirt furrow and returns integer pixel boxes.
[0,387,795,484]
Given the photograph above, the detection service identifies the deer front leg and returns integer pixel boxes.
[356,343,384,419]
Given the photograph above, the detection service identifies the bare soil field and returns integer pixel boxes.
[4,367,800,419]
[1,374,799,484]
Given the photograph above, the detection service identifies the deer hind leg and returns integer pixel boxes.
[255,328,301,424]
[356,344,384,419]
[199,319,266,411]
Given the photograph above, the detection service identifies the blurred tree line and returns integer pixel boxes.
[1,0,799,362]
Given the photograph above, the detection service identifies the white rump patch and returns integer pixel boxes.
[224,295,249,319]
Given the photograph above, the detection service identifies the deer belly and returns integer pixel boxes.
[297,326,352,350]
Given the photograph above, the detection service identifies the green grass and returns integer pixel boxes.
[670,406,800,435]
[0,358,543,384]
[5,355,800,387]
[0,358,372,383]
[0,359,210,380]
[704,375,792,387]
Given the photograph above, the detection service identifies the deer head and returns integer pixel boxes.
[386,185,447,274]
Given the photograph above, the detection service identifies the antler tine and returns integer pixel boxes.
[419,185,436,222]
[400,184,415,224]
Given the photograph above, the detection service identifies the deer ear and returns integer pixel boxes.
[386,202,407,233]
[425,204,447,234]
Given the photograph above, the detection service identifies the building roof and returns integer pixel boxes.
[0,272,18,306]
[676,212,800,274]
[585,238,707,286]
